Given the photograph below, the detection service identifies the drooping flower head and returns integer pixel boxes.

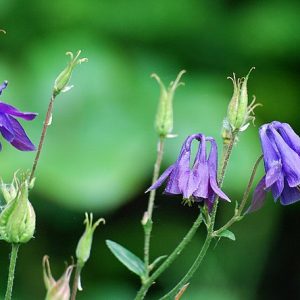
[248,121,300,212]
[147,133,230,209]
[0,81,37,151]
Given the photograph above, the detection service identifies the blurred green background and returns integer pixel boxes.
[1,0,300,299]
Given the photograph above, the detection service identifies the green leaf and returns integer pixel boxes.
[149,255,167,271]
[218,230,236,241]
[106,240,146,277]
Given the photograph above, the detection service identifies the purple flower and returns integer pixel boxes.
[0,81,37,151]
[146,133,230,209]
[248,121,300,212]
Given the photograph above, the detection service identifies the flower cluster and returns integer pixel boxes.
[0,81,37,151]
[248,121,300,212]
[147,133,230,209]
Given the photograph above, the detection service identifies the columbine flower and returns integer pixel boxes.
[146,133,230,209]
[248,121,300,212]
[0,81,37,151]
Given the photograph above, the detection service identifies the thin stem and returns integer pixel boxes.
[70,263,82,300]
[135,211,202,300]
[5,243,20,300]
[159,133,237,300]
[143,137,165,276]
[29,94,56,182]
[159,233,212,300]
[147,137,165,219]
[214,154,263,235]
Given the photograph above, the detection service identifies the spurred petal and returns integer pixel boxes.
[269,128,300,187]
[273,121,300,156]
[259,125,281,173]
[270,174,284,201]
[265,162,282,188]
[0,102,37,121]
[193,162,209,198]
[7,116,36,151]
[280,180,300,205]
[207,138,230,201]
[246,176,267,213]
[182,134,206,199]
[146,165,174,192]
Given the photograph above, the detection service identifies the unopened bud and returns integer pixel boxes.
[226,68,259,133]
[43,256,73,300]
[53,50,88,97]
[152,70,185,138]
[76,213,105,267]
[0,176,35,243]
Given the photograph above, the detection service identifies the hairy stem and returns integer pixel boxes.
[5,243,20,300]
[214,154,263,235]
[143,137,165,276]
[135,210,202,300]
[70,263,82,300]
[159,133,236,300]
[30,94,56,182]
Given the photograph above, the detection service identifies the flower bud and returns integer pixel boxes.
[43,256,73,300]
[53,50,88,97]
[152,70,185,138]
[0,176,35,243]
[76,213,105,267]
[226,68,259,133]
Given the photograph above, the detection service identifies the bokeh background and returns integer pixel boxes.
[1,1,300,299]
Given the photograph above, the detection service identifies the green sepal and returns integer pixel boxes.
[106,240,146,277]
[217,229,236,241]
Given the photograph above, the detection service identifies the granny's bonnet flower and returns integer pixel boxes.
[0,81,37,151]
[147,133,230,208]
[248,121,300,212]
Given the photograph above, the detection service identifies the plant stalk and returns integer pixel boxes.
[4,243,20,300]
[70,263,82,300]
[30,94,56,182]
[143,137,165,276]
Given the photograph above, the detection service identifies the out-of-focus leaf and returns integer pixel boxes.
[106,240,145,277]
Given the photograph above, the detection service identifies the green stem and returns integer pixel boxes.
[214,154,263,236]
[70,262,83,300]
[159,133,237,300]
[135,210,202,300]
[5,243,20,300]
[30,94,56,182]
[143,137,165,277]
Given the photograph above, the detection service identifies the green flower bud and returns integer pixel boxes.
[53,50,88,97]
[43,256,73,300]
[76,213,105,267]
[226,68,260,132]
[0,177,35,244]
[152,70,185,138]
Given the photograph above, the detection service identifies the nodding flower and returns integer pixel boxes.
[248,121,300,212]
[0,81,37,151]
[146,133,230,210]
